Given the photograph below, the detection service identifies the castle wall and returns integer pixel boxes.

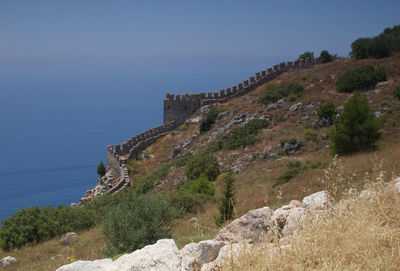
[103,56,316,195]
[163,57,315,124]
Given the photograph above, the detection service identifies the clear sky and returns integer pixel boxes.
[0,0,399,61]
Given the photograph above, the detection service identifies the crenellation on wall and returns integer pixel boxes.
[104,57,316,195]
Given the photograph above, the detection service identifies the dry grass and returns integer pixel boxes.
[0,227,106,271]
[218,155,400,271]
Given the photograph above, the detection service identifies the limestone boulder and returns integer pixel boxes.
[114,239,182,271]
[56,259,117,271]
[201,243,254,271]
[214,206,273,243]
[0,256,17,267]
[181,240,226,271]
[282,207,310,235]
[302,191,328,210]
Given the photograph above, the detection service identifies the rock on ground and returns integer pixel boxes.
[114,239,182,271]
[302,191,329,210]
[181,240,226,271]
[215,206,273,243]
[56,259,117,271]
[0,256,17,267]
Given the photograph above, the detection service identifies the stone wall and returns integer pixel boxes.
[164,57,315,126]
[106,121,176,193]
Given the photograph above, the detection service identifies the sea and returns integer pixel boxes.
[0,56,284,222]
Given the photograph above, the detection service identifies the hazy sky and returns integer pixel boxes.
[0,0,399,61]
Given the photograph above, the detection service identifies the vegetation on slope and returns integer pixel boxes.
[335,64,386,92]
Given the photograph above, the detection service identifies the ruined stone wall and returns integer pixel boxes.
[106,121,176,192]
[163,57,315,125]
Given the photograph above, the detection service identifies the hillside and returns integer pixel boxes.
[1,53,400,270]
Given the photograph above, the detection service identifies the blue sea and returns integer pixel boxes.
[0,56,283,222]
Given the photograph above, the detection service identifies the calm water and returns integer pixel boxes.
[0,56,283,221]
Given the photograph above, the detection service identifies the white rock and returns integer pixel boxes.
[181,240,226,271]
[0,256,17,267]
[114,239,182,271]
[302,191,328,210]
[214,206,273,243]
[201,243,253,271]
[282,207,310,235]
[56,259,116,271]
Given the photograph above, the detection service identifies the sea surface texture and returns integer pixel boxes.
[0,57,280,221]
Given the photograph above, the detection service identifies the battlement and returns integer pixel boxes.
[163,57,315,125]
[104,56,316,195]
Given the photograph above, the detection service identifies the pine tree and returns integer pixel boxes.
[330,93,382,155]
[97,161,107,177]
[215,172,235,227]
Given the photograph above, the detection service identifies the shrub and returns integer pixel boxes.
[319,50,334,63]
[189,174,215,196]
[330,93,382,155]
[273,161,321,187]
[304,129,317,141]
[298,51,314,61]
[166,190,204,214]
[317,101,336,121]
[394,86,400,99]
[350,25,399,59]
[200,105,222,133]
[370,37,392,58]
[335,65,387,93]
[97,161,106,177]
[0,205,95,251]
[224,119,269,150]
[280,138,297,145]
[215,171,235,227]
[350,38,373,59]
[259,82,304,105]
[102,195,179,256]
[186,153,219,181]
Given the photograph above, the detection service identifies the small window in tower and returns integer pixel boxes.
[183,105,188,110]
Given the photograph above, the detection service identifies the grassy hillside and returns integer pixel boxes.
[1,53,400,270]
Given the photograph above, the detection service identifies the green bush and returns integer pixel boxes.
[97,161,106,177]
[189,174,215,196]
[394,86,400,100]
[280,138,297,145]
[102,195,179,256]
[258,82,304,105]
[335,65,387,93]
[304,129,318,141]
[350,25,400,59]
[215,172,235,227]
[224,119,269,150]
[330,93,382,155]
[186,153,219,181]
[298,51,314,61]
[0,205,95,251]
[273,161,322,187]
[319,50,334,63]
[351,38,373,59]
[165,190,204,214]
[317,101,336,121]
[200,105,222,133]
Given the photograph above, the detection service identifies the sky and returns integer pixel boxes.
[0,0,399,62]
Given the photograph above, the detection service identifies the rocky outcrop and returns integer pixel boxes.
[56,239,181,271]
[214,206,273,243]
[59,184,400,271]
[0,256,17,267]
[181,240,226,271]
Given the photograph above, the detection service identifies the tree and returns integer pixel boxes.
[215,172,235,227]
[350,38,372,59]
[189,174,215,196]
[97,161,106,177]
[317,101,336,121]
[319,50,334,63]
[330,94,382,155]
[298,51,314,61]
